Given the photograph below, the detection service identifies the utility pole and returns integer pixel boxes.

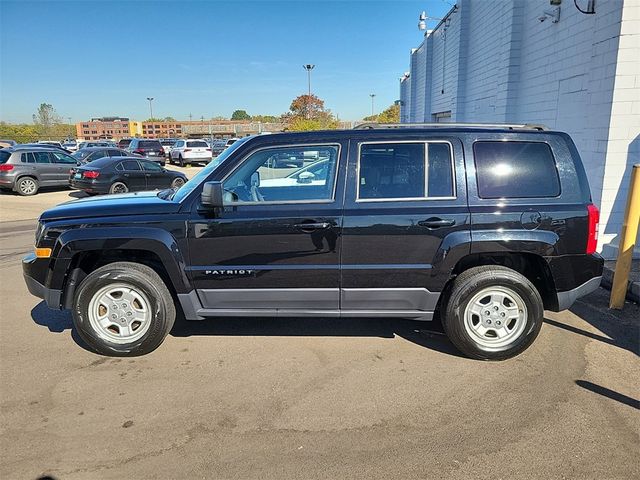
[303,64,315,119]
[67,117,72,138]
[146,97,154,120]
[370,94,376,117]
[189,113,193,122]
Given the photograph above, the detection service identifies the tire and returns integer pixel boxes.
[178,155,184,167]
[16,176,39,196]
[171,177,185,189]
[71,262,176,356]
[109,181,128,194]
[442,266,543,360]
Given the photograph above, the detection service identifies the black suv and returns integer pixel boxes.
[23,124,603,359]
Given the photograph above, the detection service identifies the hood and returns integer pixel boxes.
[40,191,182,221]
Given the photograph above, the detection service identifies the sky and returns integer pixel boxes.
[0,0,451,123]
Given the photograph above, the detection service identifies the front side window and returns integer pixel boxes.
[222,145,339,204]
[52,152,76,164]
[358,142,454,200]
[141,161,162,172]
[473,141,560,199]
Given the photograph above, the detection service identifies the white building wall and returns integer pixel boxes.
[399,0,639,257]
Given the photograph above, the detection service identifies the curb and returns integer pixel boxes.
[601,265,640,304]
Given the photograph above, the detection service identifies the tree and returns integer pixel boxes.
[231,110,251,121]
[251,115,279,123]
[163,116,176,121]
[32,103,61,137]
[282,94,339,131]
[362,103,400,123]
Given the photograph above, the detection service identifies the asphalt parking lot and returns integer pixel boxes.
[0,171,638,479]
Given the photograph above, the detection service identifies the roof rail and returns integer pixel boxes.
[353,122,548,131]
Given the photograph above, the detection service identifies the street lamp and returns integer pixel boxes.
[303,64,315,96]
[146,97,154,120]
[67,116,72,138]
[370,94,376,117]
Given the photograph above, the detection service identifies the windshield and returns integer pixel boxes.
[171,136,251,202]
[72,150,91,159]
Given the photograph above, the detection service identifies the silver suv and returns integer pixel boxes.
[0,146,77,195]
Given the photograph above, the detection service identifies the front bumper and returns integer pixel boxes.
[23,253,62,308]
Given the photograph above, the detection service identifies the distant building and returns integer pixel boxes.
[399,0,639,258]
[141,122,184,138]
[76,117,138,141]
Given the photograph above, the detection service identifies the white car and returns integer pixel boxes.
[62,140,78,152]
[260,159,330,188]
[170,139,212,166]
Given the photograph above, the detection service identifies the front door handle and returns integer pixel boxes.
[294,222,331,232]
[418,218,456,229]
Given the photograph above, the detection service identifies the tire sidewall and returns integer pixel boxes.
[72,266,172,356]
[445,269,543,360]
[110,181,128,194]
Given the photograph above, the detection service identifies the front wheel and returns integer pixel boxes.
[71,262,176,356]
[171,177,185,189]
[442,266,544,360]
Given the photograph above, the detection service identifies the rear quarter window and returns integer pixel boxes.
[0,151,11,163]
[473,141,560,199]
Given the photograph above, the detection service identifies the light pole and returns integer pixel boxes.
[67,117,72,138]
[370,94,376,117]
[303,64,315,96]
[146,97,154,120]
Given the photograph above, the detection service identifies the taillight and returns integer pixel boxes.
[0,164,14,171]
[134,149,145,154]
[586,203,599,254]
[206,148,212,151]
[184,148,191,152]
[83,171,100,179]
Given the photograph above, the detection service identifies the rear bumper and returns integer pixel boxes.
[23,253,62,308]
[556,276,602,311]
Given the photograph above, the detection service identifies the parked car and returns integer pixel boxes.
[169,139,212,166]
[0,146,76,195]
[23,124,603,359]
[37,140,63,148]
[0,139,17,148]
[225,138,239,147]
[126,139,166,166]
[160,138,177,157]
[72,147,136,165]
[117,138,133,150]
[69,156,186,195]
[261,158,330,187]
[77,141,116,150]
[62,140,78,152]
[18,143,71,153]
[210,139,227,157]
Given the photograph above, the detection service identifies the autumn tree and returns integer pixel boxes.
[282,94,338,131]
[362,103,400,123]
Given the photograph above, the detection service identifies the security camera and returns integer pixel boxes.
[538,6,561,23]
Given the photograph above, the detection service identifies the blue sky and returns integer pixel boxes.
[0,0,450,123]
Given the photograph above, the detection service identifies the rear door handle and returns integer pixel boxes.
[418,218,456,229]
[294,222,331,232]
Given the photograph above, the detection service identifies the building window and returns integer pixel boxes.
[432,111,452,123]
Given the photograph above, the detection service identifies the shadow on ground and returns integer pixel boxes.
[30,300,464,358]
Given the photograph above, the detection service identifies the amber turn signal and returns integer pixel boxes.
[35,248,52,258]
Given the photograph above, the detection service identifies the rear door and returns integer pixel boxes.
[140,160,167,189]
[31,151,59,185]
[340,136,470,317]
[120,159,147,191]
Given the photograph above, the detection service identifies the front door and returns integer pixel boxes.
[340,137,470,316]
[140,160,167,189]
[50,152,77,182]
[187,142,346,313]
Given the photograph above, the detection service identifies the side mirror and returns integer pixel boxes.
[201,181,224,208]
[297,171,315,184]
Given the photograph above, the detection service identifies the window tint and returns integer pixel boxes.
[32,151,51,164]
[21,152,35,163]
[223,145,339,203]
[187,141,208,148]
[141,161,162,172]
[52,152,76,164]
[1,151,12,164]
[473,142,560,199]
[108,150,126,157]
[139,141,161,149]
[122,160,141,171]
[358,142,453,200]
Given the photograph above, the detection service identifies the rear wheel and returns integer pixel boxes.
[16,176,39,196]
[71,262,176,356]
[178,155,185,167]
[442,266,543,360]
[109,181,128,194]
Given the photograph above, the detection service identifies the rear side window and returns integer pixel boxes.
[474,142,560,199]
[358,142,454,200]
[187,141,208,148]
[122,160,141,171]
[0,151,11,163]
